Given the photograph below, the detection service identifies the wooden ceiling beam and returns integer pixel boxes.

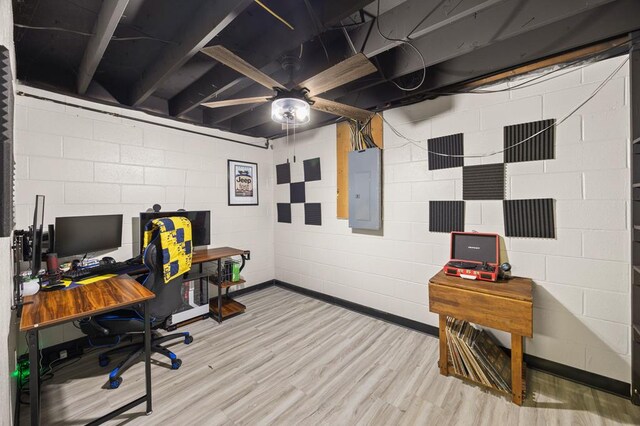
[77,0,129,94]
[128,0,254,106]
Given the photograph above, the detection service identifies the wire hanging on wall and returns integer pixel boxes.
[380,55,629,159]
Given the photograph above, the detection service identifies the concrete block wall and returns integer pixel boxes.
[273,55,632,383]
[13,87,275,349]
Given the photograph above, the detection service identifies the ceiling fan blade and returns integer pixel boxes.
[201,96,271,109]
[298,53,377,97]
[201,45,286,91]
[311,97,374,122]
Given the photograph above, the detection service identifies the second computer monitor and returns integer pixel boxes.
[139,210,211,249]
[55,214,123,258]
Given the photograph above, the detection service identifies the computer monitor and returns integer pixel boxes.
[55,214,123,258]
[139,210,210,249]
[30,195,45,277]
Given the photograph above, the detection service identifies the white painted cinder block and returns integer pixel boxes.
[543,77,625,118]
[63,137,120,163]
[65,182,121,204]
[480,96,542,130]
[583,289,631,324]
[120,144,164,167]
[556,200,627,231]
[95,163,144,184]
[583,169,629,200]
[585,346,631,383]
[582,230,630,262]
[144,167,186,186]
[28,108,93,138]
[510,173,582,200]
[15,130,63,157]
[93,120,143,145]
[546,256,629,292]
[30,157,94,182]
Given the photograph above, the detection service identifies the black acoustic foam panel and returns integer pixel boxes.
[504,119,555,163]
[0,46,13,237]
[304,203,322,226]
[290,182,305,203]
[429,201,465,233]
[303,157,321,182]
[503,199,555,238]
[428,133,464,170]
[276,162,291,184]
[463,163,505,200]
[277,203,291,223]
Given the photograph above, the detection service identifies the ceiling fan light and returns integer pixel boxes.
[271,97,310,125]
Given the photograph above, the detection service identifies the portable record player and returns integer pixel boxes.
[444,232,499,282]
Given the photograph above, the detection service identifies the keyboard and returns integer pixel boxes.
[62,262,134,281]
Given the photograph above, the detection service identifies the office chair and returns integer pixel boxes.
[79,234,193,389]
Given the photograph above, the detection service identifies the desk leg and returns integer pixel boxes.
[27,329,40,426]
[217,259,222,323]
[144,300,152,414]
[511,333,523,406]
[438,315,448,376]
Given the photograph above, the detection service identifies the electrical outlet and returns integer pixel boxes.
[60,350,68,360]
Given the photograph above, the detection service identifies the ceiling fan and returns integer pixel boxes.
[199,45,377,125]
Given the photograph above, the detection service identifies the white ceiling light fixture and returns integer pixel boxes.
[271,96,310,126]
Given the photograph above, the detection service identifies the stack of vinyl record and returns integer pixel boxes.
[446,318,512,393]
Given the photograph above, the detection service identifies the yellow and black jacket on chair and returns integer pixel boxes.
[142,217,193,283]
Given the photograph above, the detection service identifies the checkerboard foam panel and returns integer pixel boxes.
[276,158,322,226]
[277,203,291,223]
[276,162,291,184]
[0,46,13,237]
[304,203,321,226]
[504,119,555,163]
[303,157,321,181]
[428,133,463,170]
[429,201,464,233]
[463,163,505,200]
[503,198,555,238]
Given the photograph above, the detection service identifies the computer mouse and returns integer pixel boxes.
[101,256,116,265]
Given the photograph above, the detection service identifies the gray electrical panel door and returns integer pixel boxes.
[348,148,381,230]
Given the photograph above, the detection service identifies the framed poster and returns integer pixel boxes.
[228,160,259,206]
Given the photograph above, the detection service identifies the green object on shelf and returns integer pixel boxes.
[232,263,240,282]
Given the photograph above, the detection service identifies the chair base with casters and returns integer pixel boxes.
[79,231,195,389]
[97,330,193,389]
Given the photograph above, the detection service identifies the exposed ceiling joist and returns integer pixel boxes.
[128,0,254,106]
[168,0,374,117]
[77,0,129,94]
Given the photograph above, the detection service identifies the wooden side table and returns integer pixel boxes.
[428,270,533,405]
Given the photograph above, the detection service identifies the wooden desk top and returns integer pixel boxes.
[20,276,155,332]
[429,270,533,302]
[192,247,247,264]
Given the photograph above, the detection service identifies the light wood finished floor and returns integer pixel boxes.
[23,286,640,425]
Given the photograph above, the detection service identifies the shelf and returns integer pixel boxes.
[220,278,246,288]
[447,361,526,399]
[209,297,246,321]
